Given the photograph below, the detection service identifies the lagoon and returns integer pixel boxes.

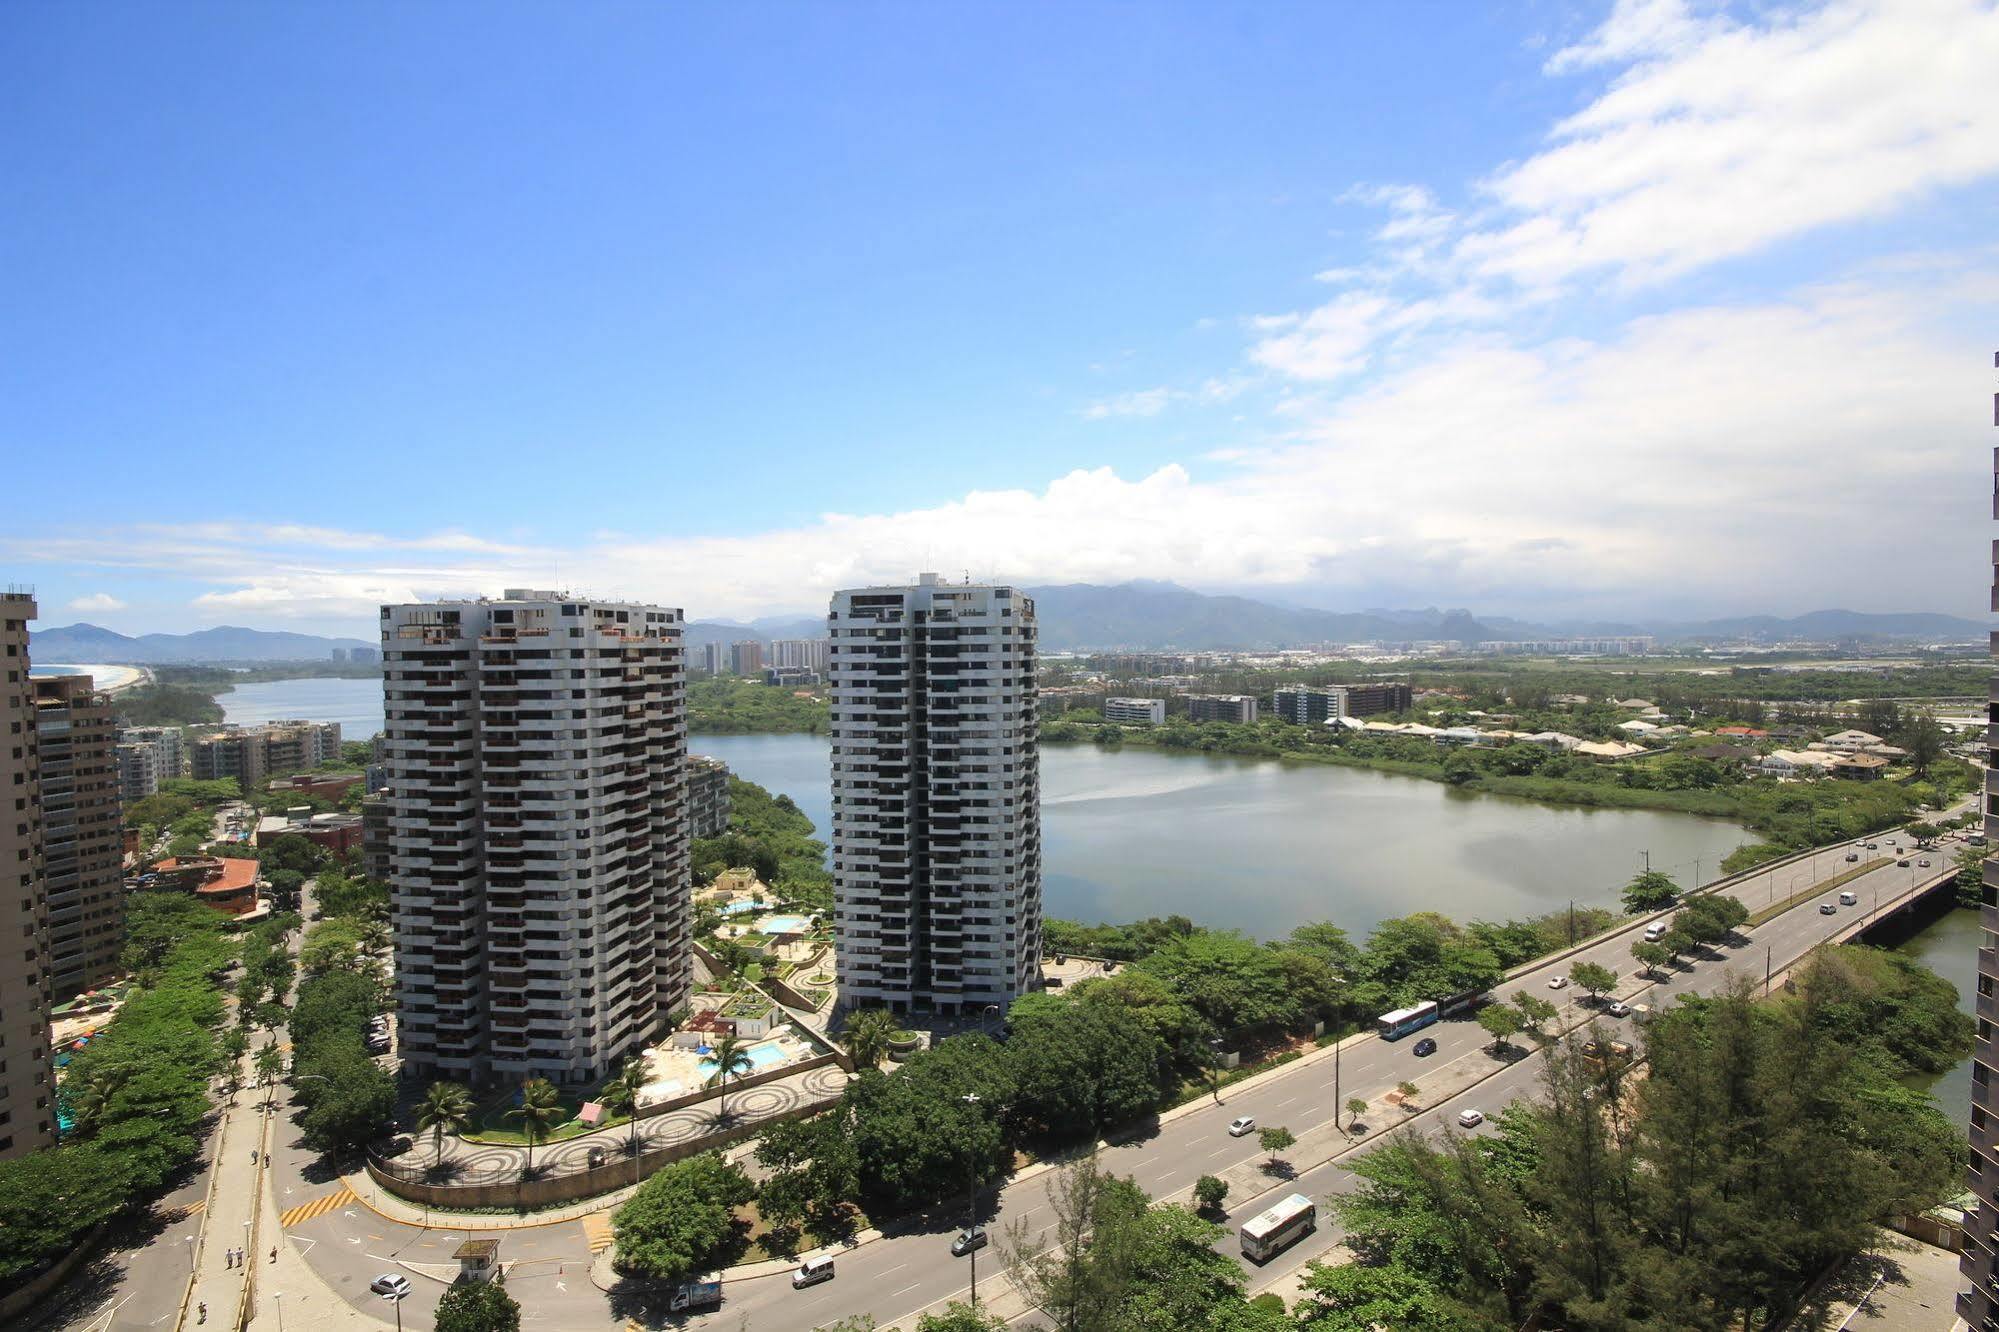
[695,732,1752,941]
[201,677,1755,940]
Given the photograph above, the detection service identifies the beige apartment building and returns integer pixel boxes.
[381,592,692,1086]
[191,719,341,786]
[0,592,56,1160]
[34,676,124,1000]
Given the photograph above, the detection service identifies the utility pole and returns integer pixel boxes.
[1567,900,1574,946]
[1642,848,1651,874]
[961,1092,981,1308]
[1333,1037,1342,1138]
[1765,945,1771,996]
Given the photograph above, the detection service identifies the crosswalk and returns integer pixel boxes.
[279,1183,355,1227]
[581,1212,615,1254]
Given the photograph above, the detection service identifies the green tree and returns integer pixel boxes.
[297,1042,396,1155]
[1345,1097,1369,1133]
[1568,962,1617,1005]
[914,1304,1010,1332]
[1510,992,1559,1043]
[1476,1003,1524,1054]
[507,1078,566,1175]
[612,1152,754,1282]
[841,1008,899,1072]
[1630,940,1671,979]
[1257,1125,1296,1170]
[1292,1261,1485,1331]
[1194,1173,1229,1214]
[1899,712,1947,778]
[418,1081,475,1166]
[0,1142,138,1284]
[433,1275,522,1332]
[1619,870,1680,914]
[705,1033,757,1123]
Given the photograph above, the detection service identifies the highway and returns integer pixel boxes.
[693,834,1965,1331]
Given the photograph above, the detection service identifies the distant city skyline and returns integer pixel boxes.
[6,1,1997,632]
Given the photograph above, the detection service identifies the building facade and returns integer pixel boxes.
[381,591,691,1087]
[769,638,830,673]
[1332,682,1413,718]
[117,726,185,799]
[686,755,731,838]
[695,642,726,676]
[33,676,124,1000]
[1103,697,1166,725]
[829,574,1042,1014]
[1271,686,1340,725]
[1961,408,1999,1327]
[1187,694,1259,724]
[0,592,56,1160]
[191,720,341,786]
[729,640,764,677]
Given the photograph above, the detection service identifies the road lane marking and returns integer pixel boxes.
[891,1282,922,1298]
[881,1262,907,1275]
[280,1183,355,1226]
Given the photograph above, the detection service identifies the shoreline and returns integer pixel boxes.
[31,662,152,694]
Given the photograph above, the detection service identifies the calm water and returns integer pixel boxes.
[219,676,386,738]
[1895,903,1980,1130]
[697,733,1752,940]
[213,680,1754,939]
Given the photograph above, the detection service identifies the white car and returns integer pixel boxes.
[1548,976,1568,990]
[370,1274,412,1298]
[1228,1116,1256,1137]
[1606,1001,1632,1018]
[1819,902,1837,915]
[1457,1109,1485,1129]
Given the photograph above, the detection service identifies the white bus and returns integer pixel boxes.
[1377,1000,1439,1040]
[1240,1192,1316,1262]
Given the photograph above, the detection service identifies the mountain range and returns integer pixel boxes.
[30,623,378,664]
[28,586,1985,662]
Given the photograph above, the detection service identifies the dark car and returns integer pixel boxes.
[1413,1038,1437,1057]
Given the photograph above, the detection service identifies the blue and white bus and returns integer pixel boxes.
[1376,1000,1440,1040]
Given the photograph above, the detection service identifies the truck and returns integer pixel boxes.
[669,1280,723,1312]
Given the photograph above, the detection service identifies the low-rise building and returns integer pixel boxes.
[1519,731,1585,751]
[1828,752,1890,780]
[144,856,262,917]
[1186,694,1259,724]
[763,666,821,687]
[256,809,364,857]
[191,720,341,785]
[1575,740,1648,761]
[1272,686,1340,725]
[1331,682,1413,718]
[1617,719,1658,735]
[1815,729,1886,753]
[1104,697,1166,725]
[269,771,364,802]
[1758,749,1840,776]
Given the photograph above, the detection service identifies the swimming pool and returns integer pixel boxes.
[759,914,811,934]
[697,1038,790,1079]
[720,901,769,916]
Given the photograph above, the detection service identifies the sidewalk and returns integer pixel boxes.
[181,1046,272,1330]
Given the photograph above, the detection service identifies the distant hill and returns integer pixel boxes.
[1022,581,1501,650]
[31,623,375,664]
[684,616,826,651]
[1658,609,1985,643]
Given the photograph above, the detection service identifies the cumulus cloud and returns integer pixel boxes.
[68,593,126,612]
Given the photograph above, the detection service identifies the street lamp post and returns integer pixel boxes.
[382,1289,405,1332]
[961,1092,982,1308]
[1206,1038,1225,1105]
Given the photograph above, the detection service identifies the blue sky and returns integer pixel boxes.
[7,1,1999,634]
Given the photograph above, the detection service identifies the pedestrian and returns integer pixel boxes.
[250,1149,258,1165]
[198,1301,207,1323]
[269,1246,277,1263]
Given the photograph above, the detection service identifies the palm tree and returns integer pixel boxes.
[705,1035,756,1124]
[597,1056,650,1185]
[507,1078,565,1175]
[841,1008,897,1072]
[416,1081,475,1166]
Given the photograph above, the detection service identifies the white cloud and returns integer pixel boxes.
[1465,0,1999,287]
[68,593,126,612]
[1082,387,1177,419]
[19,265,1987,624]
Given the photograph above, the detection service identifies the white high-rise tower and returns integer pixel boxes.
[828,574,1041,1014]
